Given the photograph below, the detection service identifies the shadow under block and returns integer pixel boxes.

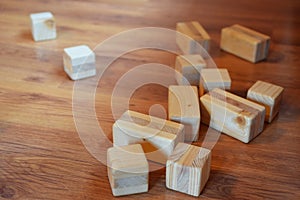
[166,143,211,197]
[30,12,56,42]
[175,54,206,85]
[220,24,270,63]
[113,110,185,164]
[63,45,96,80]
[176,21,211,55]
[200,88,265,143]
[247,80,284,123]
[107,144,149,196]
[168,86,200,141]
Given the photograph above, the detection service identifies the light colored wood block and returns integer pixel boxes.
[247,80,284,123]
[220,24,270,63]
[30,12,56,42]
[176,21,211,55]
[168,86,200,141]
[113,110,185,164]
[63,45,96,80]
[175,54,206,85]
[166,143,211,197]
[107,144,149,196]
[200,88,265,143]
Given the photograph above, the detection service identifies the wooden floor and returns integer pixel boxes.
[1,0,299,199]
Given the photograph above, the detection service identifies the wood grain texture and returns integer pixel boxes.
[0,0,299,199]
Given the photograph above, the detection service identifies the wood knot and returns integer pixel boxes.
[44,19,55,29]
[235,116,246,127]
[0,186,15,199]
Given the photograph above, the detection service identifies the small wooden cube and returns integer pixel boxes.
[247,80,284,123]
[200,88,265,143]
[176,21,211,55]
[63,45,96,80]
[175,54,206,85]
[221,24,270,63]
[107,144,149,196]
[30,12,56,42]
[168,86,200,141]
[166,143,211,197]
[113,110,185,164]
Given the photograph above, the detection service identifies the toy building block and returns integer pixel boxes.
[175,54,206,85]
[30,12,56,42]
[168,86,200,141]
[107,144,149,196]
[247,80,284,123]
[199,68,231,96]
[220,24,270,63]
[176,21,211,55]
[113,110,185,164]
[63,45,96,80]
[166,143,211,197]
[200,88,265,143]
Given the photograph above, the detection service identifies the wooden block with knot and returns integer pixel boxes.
[30,12,56,42]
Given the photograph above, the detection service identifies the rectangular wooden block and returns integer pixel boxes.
[200,88,266,143]
[113,110,185,164]
[30,12,56,42]
[168,86,200,141]
[247,80,284,123]
[220,24,270,63]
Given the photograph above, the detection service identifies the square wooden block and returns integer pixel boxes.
[166,143,211,197]
[63,45,96,80]
[107,144,149,196]
[247,80,284,123]
[175,54,206,85]
[168,86,200,141]
[30,12,56,42]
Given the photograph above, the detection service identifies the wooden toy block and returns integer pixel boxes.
[220,24,270,63]
[200,88,265,143]
[113,110,185,164]
[247,80,284,123]
[168,86,200,141]
[175,54,206,85]
[30,12,56,42]
[107,144,149,196]
[199,68,231,96]
[63,45,96,80]
[166,143,211,197]
[176,21,211,55]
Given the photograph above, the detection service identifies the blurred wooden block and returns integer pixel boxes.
[247,80,284,123]
[63,45,96,80]
[200,88,265,143]
[113,110,185,164]
[176,21,211,55]
[175,54,206,85]
[166,143,211,197]
[168,86,200,141]
[221,24,270,63]
[107,144,149,196]
[30,12,56,41]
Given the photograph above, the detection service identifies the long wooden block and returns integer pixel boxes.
[107,144,149,196]
[247,80,284,123]
[220,24,270,63]
[166,143,211,197]
[200,88,265,143]
[30,12,56,42]
[113,110,185,164]
[168,86,200,141]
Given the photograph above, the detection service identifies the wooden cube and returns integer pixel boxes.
[166,143,211,197]
[107,144,149,196]
[63,45,96,80]
[200,88,265,143]
[113,110,185,164]
[168,86,200,141]
[176,21,211,55]
[30,12,56,41]
[220,24,270,63]
[247,80,284,123]
[175,54,206,85]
